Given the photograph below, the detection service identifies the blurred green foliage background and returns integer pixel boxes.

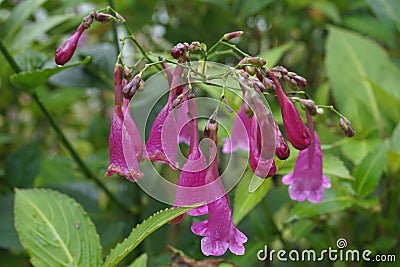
[1,0,399,266]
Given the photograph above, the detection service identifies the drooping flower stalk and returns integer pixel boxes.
[191,116,247,256]
[268,71,311,150]
[282,112,331,203]
[105,64,143,181]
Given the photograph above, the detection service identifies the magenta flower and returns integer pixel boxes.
[269,72,311,150]
[105,65,143,181]
[55,15,92,65]
[191,117,247,256]
[282,130,331,203]
[145,66,184,168]
[248,95,276,178]
[222,103,251,153]
[170,97,207,224]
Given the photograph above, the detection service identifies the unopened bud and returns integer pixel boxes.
[171,43,187,59]
[245,65,256,76]
[123,74,142,100]
[255,68,263,82]
[188,41,200,52]
[294,75,307,88]
[81,15,93,29]
[300,99,317,115]
[247,57,266,67]
[91,11,114,23]
[252,79,265,92]
[55,24,86,65]
[222,31,243,41]
[339,117,355,137]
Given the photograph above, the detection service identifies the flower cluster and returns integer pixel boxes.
[55,11,354,257]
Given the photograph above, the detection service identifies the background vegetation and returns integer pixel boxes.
[1,0,399,266]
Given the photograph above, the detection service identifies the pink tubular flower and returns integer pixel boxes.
[268,72,311,150]
[274,122,290,160]
[191,117,247,256]
[105,65,143,181]
[222,103,251,153]
[145,66,184,168]
[248,95,276,178]
[170,97,207,224]
[282,113,330,203]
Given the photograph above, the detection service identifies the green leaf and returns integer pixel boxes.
[323,154,353,180]
[126,254,148,267]
[352,140,390,198]
[10,56,91,91]
[0,194,23,251]
[312,1,341,23]
[325,26,400,133]
[287,189,354,221]
[366,0,400,32]
[259,42,294,68]
[14,188,102,267]
[102,205,199,267]
[291,219,317,241]
[232,170,272,224]
[341,138,380,165]
[390,122,400,155]
[4,142,41,188]
[0,0,47,42]
[10,14,74,51]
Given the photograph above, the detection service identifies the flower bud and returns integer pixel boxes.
[171,43,187,59]
[247,57,266,67]
[252,79,265,92]
[245,65,256,76]
[222,31,243,41]
[300,99,317,115]
[91,11,114,23]
[82,15,93,29]
[255,68,263,82]
[188,41,200,52]
[123,74,142,100]
[274,123,290,160]
[55,24,85,65]
[339,117,355,137]
[294,75,307,88]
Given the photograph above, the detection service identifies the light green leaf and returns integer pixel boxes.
[0,0,47,42]
[103,205,199,267]
[367,0,400,32]
[14,188,102,267]
[352,140,390,198]
[233,170,272,224]
[323,154,353,180]
[312,1,341,23]
[287,189,354,221]
[390,122,400,155]
[11,14,74,51]
[126,253,148,267]
[259,42,294,68]
[10,56,91,91]
[325,26,400,133]
[341,138,380,165]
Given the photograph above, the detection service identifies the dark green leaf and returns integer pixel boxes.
[5,142,41,188]
[291,219,317,241]
[352,140,390,198]
[10,56,91,91]
[0,194,23,251]
[14,188,102,267]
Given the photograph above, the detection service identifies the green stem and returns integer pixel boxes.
[0,39,132,215]
[108,0,120,52]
